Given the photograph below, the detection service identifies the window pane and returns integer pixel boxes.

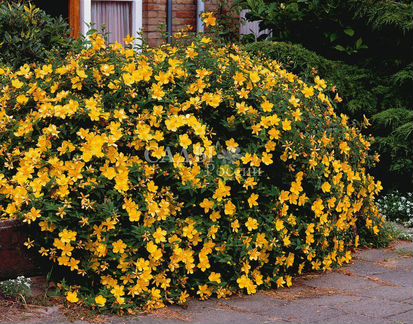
[91,1,132,44]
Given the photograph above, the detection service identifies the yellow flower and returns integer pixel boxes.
[288,95,300,107]
[276,276,286,288]
[282,119,292,131]
[233,72,246,86]
[292,108,302,121]
[23,207,42,224]
[200,199,214,213]
[68,258,80,271]
[153,227,167,243]
[286,253,295,268]
[262,152,273,165]
[249,71,260,83]
[12,79,24,89]
[237,275,256,294]
[59,229,77,243]
[122,73,134,86]
[179,134,192,149]
[202,12,216,27]
[147,180,159,193]
[95,295,106,307]
[286,275,293,287]
[311,199,325,216]
[110,285,125,298]
[16,94,29,105]
[147,241,163,260]
[202,92,222,108]
[151,83,165,100]
[231,219,240,232]
[114,171,129,192]
[208,272,221,284]
[290,181,303,195]
[301,86,314,98]
[247,193,259,208]
[283,236,291,247]
[225,138,239,152]
[210,211,221,222]
[245,217,259,231]
[197,284,212,300]
[213,180,231,201]
[24,238,34,249]
[201,37,212,44]
[339,141,350,155]
[66,291,79,303]
[112,239,127,254]
[100,164,117,180]
[275,219,284,231]
[124,34,135,45]
[321,182,331,193]
[261,100,274,112]
[334,93,343,103]
[224,201,236,216]
[314,76,327,89]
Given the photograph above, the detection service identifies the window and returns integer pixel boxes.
[81,0,142,44]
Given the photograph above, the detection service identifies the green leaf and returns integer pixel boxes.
[334,44,346,52]
[355,38,363,49]
[344,28,355,37]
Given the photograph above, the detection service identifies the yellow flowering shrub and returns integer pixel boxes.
[0,23,384,311]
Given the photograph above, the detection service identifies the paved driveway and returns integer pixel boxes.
[2,241,412,324]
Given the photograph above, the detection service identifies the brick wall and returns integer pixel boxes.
[143,0,166,47]
[204,0,220,13]
[143,0,231,47]
[173,0,197,34]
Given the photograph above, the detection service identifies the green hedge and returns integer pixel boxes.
[0,1,73,68]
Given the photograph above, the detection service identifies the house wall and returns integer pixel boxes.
[17,0,233,47]
[143,0,198,47]
[143,0,166,47]
[142,0,228,47]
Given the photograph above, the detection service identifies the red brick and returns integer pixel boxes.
[175,11,195,19]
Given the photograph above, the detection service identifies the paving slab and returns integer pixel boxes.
[321,313,393,324]
[354,285,413,303]
[372,270,413,288]
[334,297,412,319]
[386,309,413,324]
[356,247,397,263]
[342,259,390,276]
[300,271,381,291]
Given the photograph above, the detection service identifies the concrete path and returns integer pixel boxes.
[2,241,412,324]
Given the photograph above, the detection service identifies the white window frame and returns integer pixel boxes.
[81,0,142,44]
[240,9,272,41]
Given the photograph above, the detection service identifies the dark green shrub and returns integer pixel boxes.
[0,1,73,68]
